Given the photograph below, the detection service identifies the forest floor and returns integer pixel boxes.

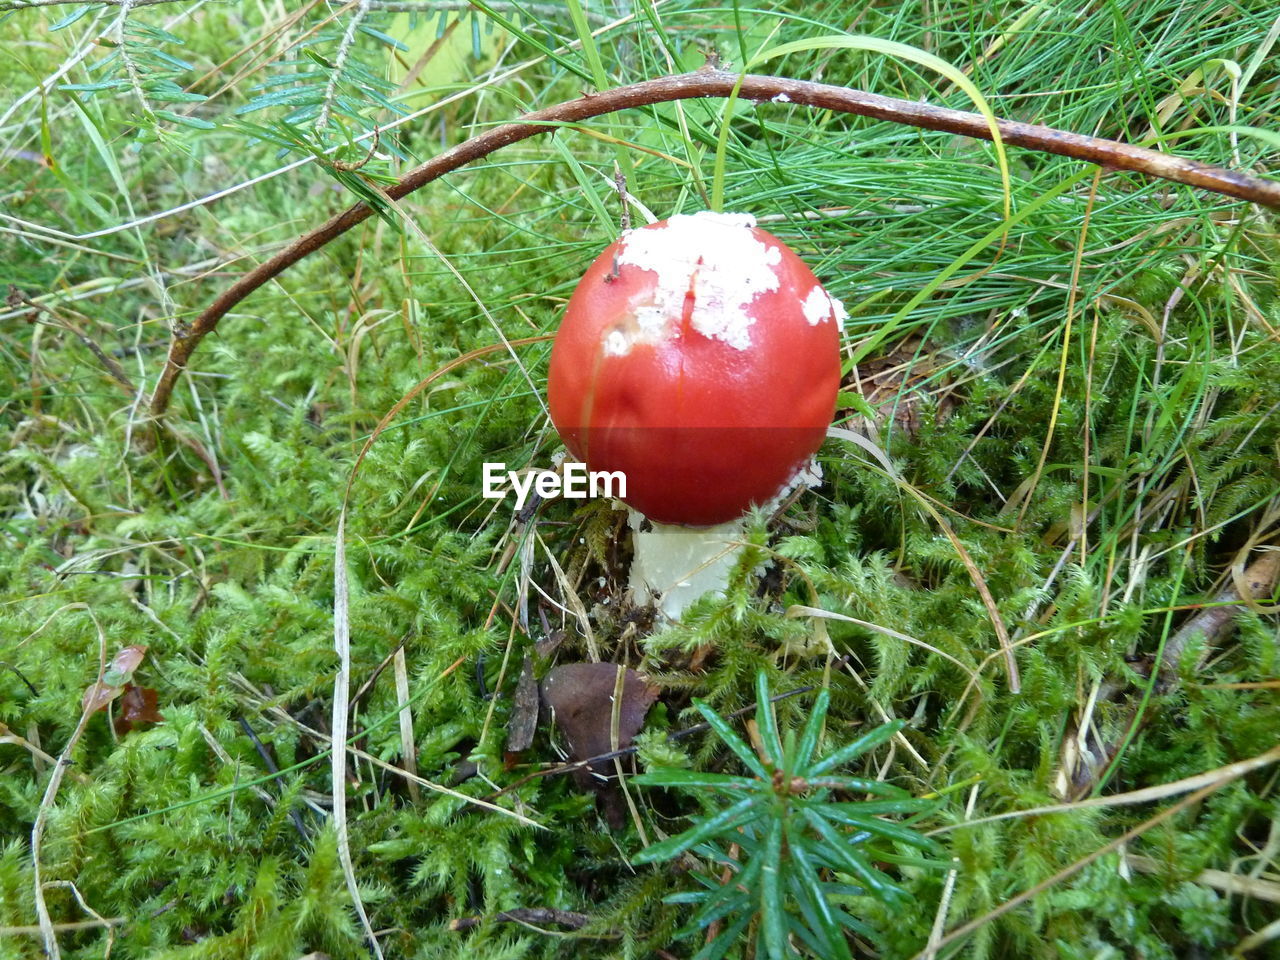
[2,2,1280,958]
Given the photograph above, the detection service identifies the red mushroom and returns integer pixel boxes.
[547,211,845,616]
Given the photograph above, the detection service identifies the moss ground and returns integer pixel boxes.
[2,2,1279,957]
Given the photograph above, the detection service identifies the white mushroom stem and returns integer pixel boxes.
[624,458,824,622]
[627,511,748,622]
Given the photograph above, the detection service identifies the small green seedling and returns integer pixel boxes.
[632,672,946,960]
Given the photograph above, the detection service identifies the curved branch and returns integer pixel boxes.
[150,68,1280,416]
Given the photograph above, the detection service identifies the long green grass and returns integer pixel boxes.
[2,1,1279,957]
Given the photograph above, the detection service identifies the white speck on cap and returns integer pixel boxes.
[801,287,831,325]
[771,92,792,103]
[616,211,780,351]
[831,293,849,330]
[603,330,629,356]
[800,285,849,331]
[761,456,824,515]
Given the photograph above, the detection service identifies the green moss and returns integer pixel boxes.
[3,1,1280,957]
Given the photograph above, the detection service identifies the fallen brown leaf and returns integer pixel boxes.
[114,684,164,735]
[82,645,148,714]
[540,662,657,799]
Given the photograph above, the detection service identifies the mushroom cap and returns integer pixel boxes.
[548,211,844,526]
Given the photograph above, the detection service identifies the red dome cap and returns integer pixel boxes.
[548,212,844,526]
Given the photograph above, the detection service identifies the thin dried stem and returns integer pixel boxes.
[0,0,174,7]
[31,606,108,960]
[911,781,1224,958]
[149,68,1280,416]
[1160,547,1280,677]
[332,513,385,960]
[1054,546,1280,799]
[314,0,370,136]
[0,0,603,15]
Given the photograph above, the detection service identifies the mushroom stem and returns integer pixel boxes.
[626,459,824,621]
[627,511,748,622]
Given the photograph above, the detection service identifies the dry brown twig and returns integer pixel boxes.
[448,908,594,932]
[27,605,109,960]
[0,0,602,14]
[1055,547,1280,800]
[6,286,229,496]
[911,781,1225,959]
[149,68,1280,417]
[7,287,137,394]
[1158,548,1280,679]
[919,739,1280,956]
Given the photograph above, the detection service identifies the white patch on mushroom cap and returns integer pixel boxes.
[603,330,630,357]
[801,286,832,325]
[800,285,850,331]
[830,293,849,331]
[634,305,669,337]
[616,211,780,351]
[601,305,670,358]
